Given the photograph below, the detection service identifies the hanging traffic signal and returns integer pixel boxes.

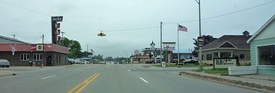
[97,31,106,36]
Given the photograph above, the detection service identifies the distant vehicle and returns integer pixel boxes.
[74,59,81,64]
[182,57,198,64]
[68,59,75,64]
[99,61,106,64]
[0,59,10,67]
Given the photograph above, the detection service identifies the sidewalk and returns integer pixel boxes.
[180,71,275,92]
[0,70,19,77]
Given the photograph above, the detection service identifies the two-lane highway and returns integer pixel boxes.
[0,64,263,93]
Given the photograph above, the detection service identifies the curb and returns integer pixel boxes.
[179,71,275,92]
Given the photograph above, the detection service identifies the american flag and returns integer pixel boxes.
[91,49,94,53]
[178,24,188,32]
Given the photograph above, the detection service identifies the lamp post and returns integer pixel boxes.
[196,0,203,70]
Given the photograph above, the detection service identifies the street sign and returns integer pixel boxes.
[12,46,16,55]
[197,36,204,47]
[51,16,63,22]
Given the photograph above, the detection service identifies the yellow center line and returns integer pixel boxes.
[68,73,100,93]
[76,73,100,93]
[106,64,112,68]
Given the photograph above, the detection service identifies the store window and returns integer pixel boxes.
[258,45,275,65]
[20,53,29,61]
[33,53,42,61]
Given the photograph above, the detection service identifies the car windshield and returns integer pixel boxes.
[1,0,275,93]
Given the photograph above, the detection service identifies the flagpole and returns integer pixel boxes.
[177,24,180,66]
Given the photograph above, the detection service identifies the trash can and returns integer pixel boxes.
[161,62,166,67]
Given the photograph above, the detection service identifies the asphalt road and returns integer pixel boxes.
[0,64,263,93]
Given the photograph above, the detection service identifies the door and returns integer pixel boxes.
[46,55,52,66]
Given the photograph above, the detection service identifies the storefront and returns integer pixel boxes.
[0,44,69,66]
[247,15,275,76]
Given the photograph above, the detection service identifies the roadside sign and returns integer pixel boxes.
[51,16,63,22]
[12,46,16,55]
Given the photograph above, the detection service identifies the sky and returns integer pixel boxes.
[1,0,275,57]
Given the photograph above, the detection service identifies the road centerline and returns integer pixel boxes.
[68,73,100,93]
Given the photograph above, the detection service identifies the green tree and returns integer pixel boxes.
[105,56,113,61]
[192,35,217,56]
[93,54,103,61]
[69,40,82,58]
[57,37,82,58]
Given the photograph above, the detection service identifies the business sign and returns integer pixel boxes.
[134,50,139,55]
[30,44,44,51]
[51,16,63,22]
[213,58,236,69]
[163,42,176,51]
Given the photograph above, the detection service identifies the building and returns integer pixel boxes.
[247,14,275,76]
[201,31,251,65]
[0,35,27,44]
[0,35,69,66]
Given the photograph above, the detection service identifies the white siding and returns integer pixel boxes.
[254,20,275,40]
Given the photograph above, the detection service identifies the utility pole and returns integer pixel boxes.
[41,34,44,68]
[160,22,163,63]
[196,0,203,70]
[12,34,15,39]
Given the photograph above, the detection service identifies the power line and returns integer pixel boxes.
[1,0,274,32]
[103,26,159,32]
[164,0,275,24]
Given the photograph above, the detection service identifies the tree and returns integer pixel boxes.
[192,35,217,56]
[105,56,113,61]
[93,54,103,61]
[69,40,82,58]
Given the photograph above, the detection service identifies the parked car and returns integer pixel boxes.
[0,59,10,67]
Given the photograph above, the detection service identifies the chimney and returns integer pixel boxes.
[243,31,249,37]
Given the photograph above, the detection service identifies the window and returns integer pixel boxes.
[206,54,212,60]
[258,45,275,65]
[240,54,245,59]
[20,53,29,61]
[33,53,42,61]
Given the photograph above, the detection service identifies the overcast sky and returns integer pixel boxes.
[1,0,274,57]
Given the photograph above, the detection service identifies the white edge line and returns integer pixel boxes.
[139,77,149,84]
[41,75,56,80]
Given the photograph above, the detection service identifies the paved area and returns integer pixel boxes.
[180,71,275,92]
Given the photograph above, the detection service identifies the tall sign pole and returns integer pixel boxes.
[196,0,203,70]
[51,16,63,44]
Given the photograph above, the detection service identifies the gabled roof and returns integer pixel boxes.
[0,44,69,54]
[0,35,27,44]
[202,35,251,50]
[247,14,275,43]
